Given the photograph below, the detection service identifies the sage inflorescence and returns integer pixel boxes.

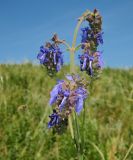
[37,8,103,159]
[37,34,64,76]
[48,75,88,133]
[79,9,103,77]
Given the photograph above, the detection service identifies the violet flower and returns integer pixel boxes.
[49,81,63,105]
[75,87,88,114]
[37,37,64,76]
[79,53,95,76]
[49,75,88,115]
[96,51,103,68]
[48,109,60,128]
[37,46,49,64]
[81,27,90,43]
[59,90,70,111]
[96,32,104,45]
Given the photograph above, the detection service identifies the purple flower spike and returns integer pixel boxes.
[37,35,64,76]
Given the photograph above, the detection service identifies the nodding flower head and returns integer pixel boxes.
[37,34,64,76]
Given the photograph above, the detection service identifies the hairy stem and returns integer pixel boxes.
[70,10,91,73]
[70,16,84,73]
[81,101,86,154]
[68,115,74,140]
[69,10,91,160]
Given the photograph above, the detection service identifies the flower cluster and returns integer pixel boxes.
[79,9,103,77]
[37,34,64,76]
[36,9,104,135]
[48,75,88,132]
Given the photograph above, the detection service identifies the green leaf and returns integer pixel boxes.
[75,44,82,51]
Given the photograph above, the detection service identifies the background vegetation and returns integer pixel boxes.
[0,63,133,160]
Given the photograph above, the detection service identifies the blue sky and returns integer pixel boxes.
[0,0,133,67]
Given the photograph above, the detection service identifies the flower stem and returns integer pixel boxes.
[81,101,86,155]
[68,115,74,140]
[68,10,91,159]
[70,10,91,74]
[70,16,84,73]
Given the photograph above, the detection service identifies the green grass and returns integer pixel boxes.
[0,63,133,160]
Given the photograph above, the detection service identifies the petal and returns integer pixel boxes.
[82,57,87,70]
[37,52,46,64]
[53,52,57,65]
[48,122,52,128]
[65,75,73,81]
[49,84,61,105]
[89,61,93,76]
[49,96,57,105]
[75,96,83,114]
[76,87,88,99]
[59,96,67,110]
[56,58,62,71]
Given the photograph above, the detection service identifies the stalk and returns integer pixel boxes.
[68,10,91,160]
[123,143,133,160]
[69,11,91,160]
[70,17,83,73]
[70,10,90,73]
[81,101,86,155]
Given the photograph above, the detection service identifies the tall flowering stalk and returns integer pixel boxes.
[37,9,103,160]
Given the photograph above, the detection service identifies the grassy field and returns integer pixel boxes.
[0,63,133,160]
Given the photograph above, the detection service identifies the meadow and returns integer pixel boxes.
[0,63,133,160]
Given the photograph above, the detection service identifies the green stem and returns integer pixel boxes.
[70,10,91,73]
[73,111,81,149]
[123,143,133,160]
[68,115,74,140]
[68,10,91,159]
[72,17,84,48]
[81,101,86,154]
[73,111,83,160]
[68,115,78,150]
[70,16,84,74]
[88,140,105,160]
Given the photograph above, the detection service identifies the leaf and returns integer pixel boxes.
[75,44,82,51]
[66,48,70,52]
